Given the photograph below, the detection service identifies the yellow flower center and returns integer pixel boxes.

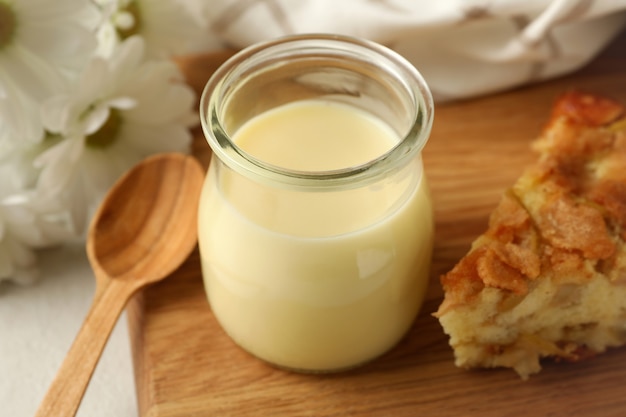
[85,109,122,149]
[117,1,142,40]
[0,2,16,50]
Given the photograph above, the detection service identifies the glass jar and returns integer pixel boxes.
[198,34,434,372]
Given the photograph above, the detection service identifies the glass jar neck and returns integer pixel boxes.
[200,34,433,191]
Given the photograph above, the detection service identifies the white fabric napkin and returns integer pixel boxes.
[202,0,626,101]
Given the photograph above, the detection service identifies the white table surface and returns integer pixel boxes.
[0,243,137,417]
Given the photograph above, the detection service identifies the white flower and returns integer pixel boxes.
[94,0,213,59]
[0,189,78,284]
[36,35,196,233]
[5,193,74,244]
[0,219,38,284]
[0,187,37,284]
[0,0,100,145]
[0,138,37,194]
[0,144,77,284]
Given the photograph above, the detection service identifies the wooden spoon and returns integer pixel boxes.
[35,153,205,417]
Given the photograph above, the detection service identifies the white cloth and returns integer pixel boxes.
[0,244,137,417]
[203,0,626,101]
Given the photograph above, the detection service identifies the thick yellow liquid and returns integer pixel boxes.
[233,100,394,171]
[199,100,434,371]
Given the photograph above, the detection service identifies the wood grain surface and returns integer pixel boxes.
[127,31,626,417]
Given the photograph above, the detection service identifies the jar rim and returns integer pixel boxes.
[199,33,434,190]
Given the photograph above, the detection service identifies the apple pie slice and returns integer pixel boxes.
[435,91,626,379]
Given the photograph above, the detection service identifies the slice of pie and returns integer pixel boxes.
[435,91,626,379]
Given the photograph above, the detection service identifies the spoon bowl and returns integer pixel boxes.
[35,153,205,417]
[88,153,203,284]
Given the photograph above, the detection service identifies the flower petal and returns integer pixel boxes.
[34,137,84,198]
[84,105,110,135]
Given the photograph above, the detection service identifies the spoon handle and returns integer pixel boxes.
[34,277,136,417]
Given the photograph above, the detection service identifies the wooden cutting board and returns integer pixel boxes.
[127,31,626,417]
